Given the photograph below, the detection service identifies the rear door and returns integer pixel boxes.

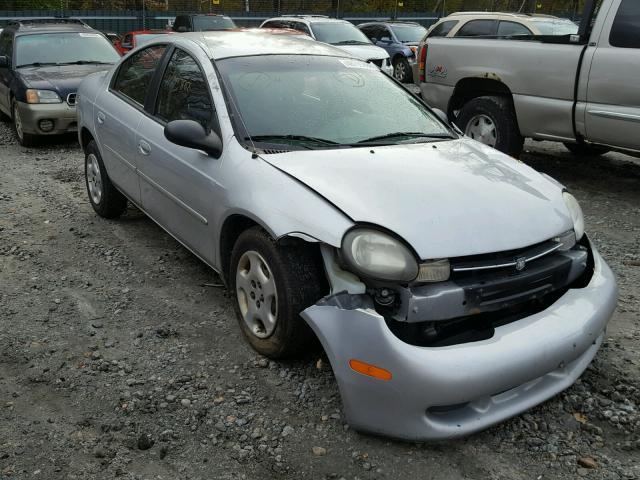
[96,44,168,204]
[135,46,221,263]
[583,0,640,150]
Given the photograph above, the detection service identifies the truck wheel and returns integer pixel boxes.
[393,57,412,83]
[12,100,38,147]
[456,96,524,157]
[84,140,128,218]
[563,142,610,157]
[230,227,326,359]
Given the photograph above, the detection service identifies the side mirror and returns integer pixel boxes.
[380,36,391,43]
[164,120,222,157]
[0,56,8,68]
[370,37,377,42]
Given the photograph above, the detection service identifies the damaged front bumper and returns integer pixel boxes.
[301,244,617,441]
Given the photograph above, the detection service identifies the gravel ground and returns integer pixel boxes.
[0,119,639,480]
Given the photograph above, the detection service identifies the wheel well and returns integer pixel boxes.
[449,78,513,118]
[392,53,406,65]
[80,127,94,153]
[219,215,260,283]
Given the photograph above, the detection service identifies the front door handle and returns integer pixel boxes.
[138,140,151,156]
[96,111,105,124]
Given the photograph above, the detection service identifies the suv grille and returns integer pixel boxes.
[67,93,77,106]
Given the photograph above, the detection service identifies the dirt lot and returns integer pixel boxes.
[0,118,639,480]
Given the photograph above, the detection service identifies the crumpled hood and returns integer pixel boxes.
[332,44,389,61]
[261,138,573,259]
[18,64,114,100]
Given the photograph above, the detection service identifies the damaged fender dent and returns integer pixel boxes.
[320,244,366,295]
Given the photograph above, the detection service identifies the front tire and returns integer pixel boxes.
[12,100,38,147]
[84,140,127,218]
[564,142,610,157]
[230,227,326,359]
[393,57,412,83]
[456,95,524,158]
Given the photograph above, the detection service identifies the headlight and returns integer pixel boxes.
[563,191,584,240]
[26,89,62,104]
[341,228,418,282]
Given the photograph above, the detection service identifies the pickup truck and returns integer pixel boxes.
[417,0,639,158]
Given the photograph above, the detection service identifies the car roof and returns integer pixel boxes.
[263,16,347,25]
[360,20,423,26]
[7,18,97,35]
[169,31,354,60]
[444,11,561,20]
[124,29,172,35]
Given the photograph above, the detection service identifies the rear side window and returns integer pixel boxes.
[497,21,532,36]
[455,20,497,37]
[610,0,640,48]
[112,45,167,106]
[289,21,311,35]
[428,20,458,38]
[156,49,213,130]
[0,31,13,57]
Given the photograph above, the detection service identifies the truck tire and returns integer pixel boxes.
[230,226,326,359]
[456,96,524,158]
[563,142,610,157]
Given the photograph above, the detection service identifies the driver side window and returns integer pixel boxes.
[156,48,214,131]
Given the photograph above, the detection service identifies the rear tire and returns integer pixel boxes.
[456,95,524,158]
[12,99,38,147]
[84,140,127,219]
[564,142,610,157]
[393,57,412,83]
[229,227,326,359]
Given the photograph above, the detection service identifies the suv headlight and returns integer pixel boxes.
[341,228,418,282]
[563,192,584,240]
[26,89,62,104]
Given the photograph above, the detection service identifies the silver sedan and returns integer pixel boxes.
[77,31,617,440]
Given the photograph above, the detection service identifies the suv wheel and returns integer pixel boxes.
[456,95,524,158]
[229,227,326,359]
[12,99,38,147]
[393,57,412,83]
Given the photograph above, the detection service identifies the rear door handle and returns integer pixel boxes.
[96,112,105,124]
[138,140,151,156]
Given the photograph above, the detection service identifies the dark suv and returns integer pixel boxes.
[0,19,120,146]
[171,14,236,32]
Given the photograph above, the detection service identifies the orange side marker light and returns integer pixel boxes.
[349,359,392,381]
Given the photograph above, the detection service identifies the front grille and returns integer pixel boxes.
[368,59,383,68]
[66,93,77,106]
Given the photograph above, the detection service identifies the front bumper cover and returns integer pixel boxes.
[17,101,77,135]
[301,244,617,440]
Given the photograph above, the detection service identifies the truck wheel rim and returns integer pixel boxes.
[236,250,278,339]
[465,114,497,147]
[394,61,406,80]
[13,104,23,141]
[86,154,103,204]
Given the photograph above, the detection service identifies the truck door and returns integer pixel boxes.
[583,0,640,151]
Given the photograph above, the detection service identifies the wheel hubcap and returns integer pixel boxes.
[394,62,406,80]
[86,153,103,204]
[13,104,23,140]
[235,250,278,339]
[465,114,497,147]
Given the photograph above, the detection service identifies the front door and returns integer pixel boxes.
[584,0,640,151]
[136,47,222,264]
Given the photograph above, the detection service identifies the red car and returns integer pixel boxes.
[114,30,174,55]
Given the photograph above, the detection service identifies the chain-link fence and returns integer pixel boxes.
[0,0,588,33]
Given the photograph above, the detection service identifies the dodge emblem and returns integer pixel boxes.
[515,257,527,271]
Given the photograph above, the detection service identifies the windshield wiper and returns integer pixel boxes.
[355,132,454,144]
[247,135,340,147]
[332,40,371,45]
[16,62,60,68]
[58,60,113,65]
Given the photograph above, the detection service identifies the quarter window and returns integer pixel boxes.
[610,0,640,48]
[156,49,213,130]
[497,21,532,36]
[455,20,497,37]
[112,44,167,106]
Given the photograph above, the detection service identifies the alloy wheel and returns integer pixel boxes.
[86,153,103,205]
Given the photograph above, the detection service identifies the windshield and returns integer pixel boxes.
[16,32,120,67]
[311,22,371,44]
[217,55,452,148]
[390,24,427,42]
[192,16,236,31]
[531,19,578,35]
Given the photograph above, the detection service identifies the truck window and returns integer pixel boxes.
[497,21,532,36]
[455,20,497,37]
[609,0,640,48]
[428,20,458,38]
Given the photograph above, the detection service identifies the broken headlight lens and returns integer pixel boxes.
[562,192,584,241]
[341,228,418,282]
